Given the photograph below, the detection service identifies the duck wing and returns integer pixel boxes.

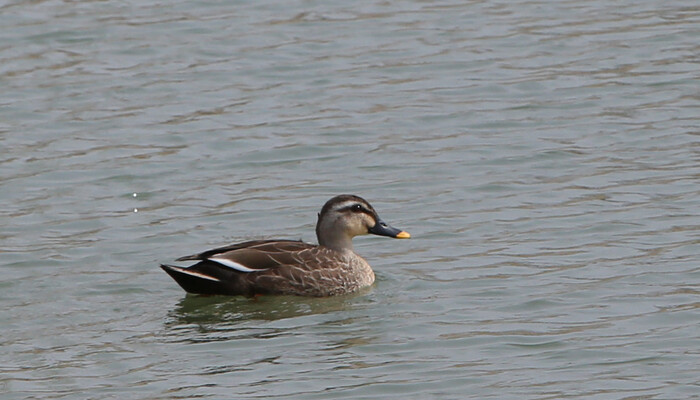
[161,240,323,296]
[175,239,312,263]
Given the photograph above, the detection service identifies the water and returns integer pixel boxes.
[2,0,699,398]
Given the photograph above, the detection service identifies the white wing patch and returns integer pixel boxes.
[209,257,266,273]
[172,266,221,282]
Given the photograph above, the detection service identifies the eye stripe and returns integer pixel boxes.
[330,201,360,211]
[335,204,377,223]
[338,204,369,213]
[323,199,377,220]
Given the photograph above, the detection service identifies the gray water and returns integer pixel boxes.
[2,0,699,398]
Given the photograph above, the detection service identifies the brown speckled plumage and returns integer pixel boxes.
[161,195,409,297]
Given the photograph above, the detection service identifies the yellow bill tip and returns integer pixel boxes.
[395,231,411,239]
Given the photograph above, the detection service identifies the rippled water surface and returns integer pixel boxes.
[2,0,699,398]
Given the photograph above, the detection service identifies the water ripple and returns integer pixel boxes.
[2,0,700,399]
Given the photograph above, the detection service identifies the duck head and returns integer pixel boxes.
[315,194,410,251]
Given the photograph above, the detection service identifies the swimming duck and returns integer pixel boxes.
[160,194,410,297]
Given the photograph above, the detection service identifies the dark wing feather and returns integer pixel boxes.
[176,239,311,261]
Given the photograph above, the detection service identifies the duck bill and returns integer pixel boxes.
[369,218,411,239]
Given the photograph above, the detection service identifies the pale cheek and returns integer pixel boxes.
[347,220,363,236]
[361,218,374,234]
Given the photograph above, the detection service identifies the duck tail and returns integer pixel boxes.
[160,264,229,295]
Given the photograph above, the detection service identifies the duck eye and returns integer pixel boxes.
[352,204,363,212]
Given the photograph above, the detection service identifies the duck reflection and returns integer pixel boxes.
[164,289,374,342]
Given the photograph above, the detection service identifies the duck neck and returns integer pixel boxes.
[316,216,354,252]
[318,233,354,252]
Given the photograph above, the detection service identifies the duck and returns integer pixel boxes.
[160,194,410,297]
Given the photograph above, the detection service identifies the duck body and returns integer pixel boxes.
[161,239,374,297]
[161,195,409,297]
